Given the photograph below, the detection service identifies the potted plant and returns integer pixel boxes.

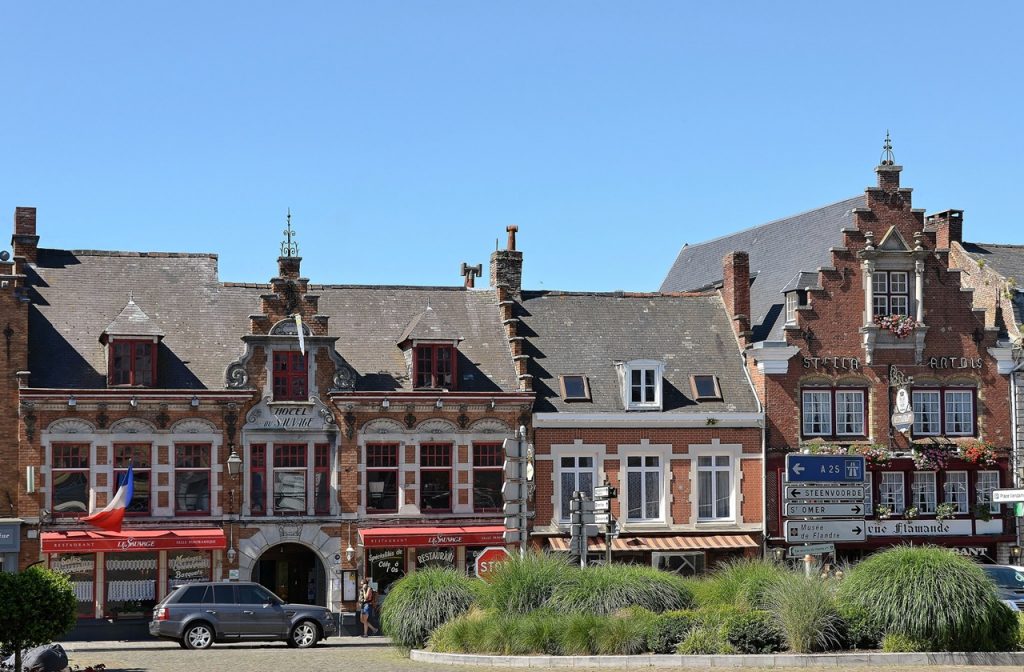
[874,313,918,338]
[911,444,953,470]
[904,506,920,520]
[935,502,956,521]
[875,504,893,520]
[959,441,998,467]
[973,502,994,522]
[857,443,892,468]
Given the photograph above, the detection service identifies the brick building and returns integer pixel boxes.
[514,286,765,572]
[0,208,529,629]
[662,149,1021,563]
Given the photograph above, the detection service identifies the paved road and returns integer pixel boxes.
[61,639,1024,672]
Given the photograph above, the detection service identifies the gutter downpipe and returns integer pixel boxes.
[1014,364,1023,551]
[738,346,768,557]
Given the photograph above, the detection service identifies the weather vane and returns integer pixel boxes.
[281,208,299,257]
[880,130,895,166]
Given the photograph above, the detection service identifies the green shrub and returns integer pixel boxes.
[838,545,1012,651]
[547,563,694,616]
[881,632,930,653]
[428,611,478,653]
[645,610,703,654]
[477,551,575,615]
[676,624,735,655]
[558,612,603,655]
[379,567,481,649]
[725,610,785,654]
[764,572,844,653]
[838,603,883,650]
[978,601,1020,652]
[697,558,788,610]
[511,609,562,654]
[596,611,655,655]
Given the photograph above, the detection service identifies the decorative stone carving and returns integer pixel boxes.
[96,403,109,430]
[457,405,470,430]
[155,404,170,429]
[344,410,356,439]
[109,418,157,434]
[170,418,218,435]
[278,522,302,538]
[361,418,405,435]
[270,318,311,336]
[415,419,458,434]
[404,406,417,430]
[225,342,255,389]
[468,418,511,434]
[328,349,357,392]
[244,396,337,432]
[47,418,96,435]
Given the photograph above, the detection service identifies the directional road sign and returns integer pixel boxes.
[594,499,611,512]
[786,543,835,558]
[992,489,1024,503]
[593,512,611,525]
[593,485,615,499]
[785,502,866,518]
[784,485,866,501]
[785,454,865,483]
[785,520,865,543]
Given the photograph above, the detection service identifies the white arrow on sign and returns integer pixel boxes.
[784,485,866,501]
[785,520,865,543]
[785,502,865,518]
[791,463,805,476]
[992,489,1024,503]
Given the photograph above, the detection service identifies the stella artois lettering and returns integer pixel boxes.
[929,357,982,370]
[803,357,861,370]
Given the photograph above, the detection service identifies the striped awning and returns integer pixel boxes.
[546,534,759,553]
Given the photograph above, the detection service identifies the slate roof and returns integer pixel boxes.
[780,271,822,294]
[27,249,517,392]
[517,291,759,414]
[102,298,166,339]
[959,242,1024,329]
[397,305,463,345]
[660,196,863,342]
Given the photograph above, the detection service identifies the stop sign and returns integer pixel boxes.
[474,546,511,581]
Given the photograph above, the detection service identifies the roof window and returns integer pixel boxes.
[558,375,591,402]
[690,374,722,401]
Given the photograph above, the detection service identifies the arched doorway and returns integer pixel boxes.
[252,543,327,606]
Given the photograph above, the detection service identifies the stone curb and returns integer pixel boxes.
[410,649,1024,667]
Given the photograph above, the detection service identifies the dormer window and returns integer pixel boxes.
[101,298,163,388]
[415,344,456,390]
[784,290,807,324]
[273,352,308,401]
[617,360,666,411]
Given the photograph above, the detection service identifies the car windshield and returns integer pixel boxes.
[983,567,1024,589]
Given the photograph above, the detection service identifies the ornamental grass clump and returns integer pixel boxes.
[837,545,1012,651]
[696,557,788,610]
[547,563,694,616]
[764,571,844,653]
[476,551,575,615]
[379,567,481,649]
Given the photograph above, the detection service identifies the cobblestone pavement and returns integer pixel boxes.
[61,639,1024,672]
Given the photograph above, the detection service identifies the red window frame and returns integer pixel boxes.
[413,344,457,390]
[911,387,977,439]
[272,351,308,401]
[472,443,503,513]
[249,444,267,516]
[174,444,211,516]
[314,443,331,515]
[51,443,90,518]
[366,443,400,513]
[273,443,307,515]
[872,270,910,317]
[109,339,156,387]
[800,388,868,440]
[113,443,151,516]
[420,443,453,512]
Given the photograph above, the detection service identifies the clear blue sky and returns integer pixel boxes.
[2,2,1021,291]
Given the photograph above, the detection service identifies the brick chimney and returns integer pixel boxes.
[12,207,39,263]
[490,225,523,294]
[928,209,964,250]
[278,255,301,280]
[721,251,751,343]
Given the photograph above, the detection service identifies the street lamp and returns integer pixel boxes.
[771,547,786,563]
[225,447,243,569]
[1011,545,1022,563]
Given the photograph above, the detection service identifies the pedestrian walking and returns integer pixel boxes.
[358,578,379,637]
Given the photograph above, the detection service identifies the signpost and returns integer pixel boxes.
[785,520,865,542]
[785,454,865,482]
[784,484,866,501]
[785,502,865,518]
[785,543,834,559]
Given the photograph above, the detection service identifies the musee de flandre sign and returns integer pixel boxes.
[785,502,866,518]
[785,454,865,483]
[784,485,867,501]
[785,520,865,543]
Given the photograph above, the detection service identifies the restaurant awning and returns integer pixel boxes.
[546,534,759,553]
[359,525,506,548]
[42,529,227,553]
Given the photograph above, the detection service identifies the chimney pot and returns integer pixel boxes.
[506,225,518,251]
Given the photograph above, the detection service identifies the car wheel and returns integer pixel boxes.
[177,639,188,649]
[183,622,214,650]
[288,620,319,648]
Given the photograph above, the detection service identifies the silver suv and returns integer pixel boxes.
[149,581,336,649]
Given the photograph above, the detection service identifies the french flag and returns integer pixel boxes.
[83,465,134,533]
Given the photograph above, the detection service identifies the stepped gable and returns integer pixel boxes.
[660,196,863,342]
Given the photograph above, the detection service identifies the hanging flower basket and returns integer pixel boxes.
[935,502,957,521]
[856,444,892,468]
[874,313,917,338]
[959,441,998,467]
[802,443,848,456]
[911,444,954,470]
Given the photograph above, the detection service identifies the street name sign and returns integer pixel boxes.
[992,489,1024,503]
[594,499,611,512]
[785,454,865,483]
[784,485,866,501]
[786,543,835,558]
[593,485,614,499]
[785,520,865,543]
[785,502,866,518]
[593,512,611,525]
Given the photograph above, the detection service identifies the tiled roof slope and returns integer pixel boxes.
[660,196,863,342]
[960,242,1024,328]
[517,291,759,414]
[27,249,518,392]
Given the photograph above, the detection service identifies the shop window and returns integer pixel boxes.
[943,471,969,514]
[911,472,937,514]
[174,444,210,515]
[109,339,155,387]
[250,444,266,515]
[51,444,89,517]
[50,554,96,618]
[420,443,453,512]
[559,455,595,521]
[366,444,399,513]
[114,444,151,515]
[314,443,331,515]
[977,471,1000,515]
[272,351,308,401]
[167,550,212,590]
[879,472,905,514]
[653,551,706,577]
[273,444,307,514]
[801,388,866,438]
[472,443,503,513]
[105,552,157,619]
[416,546,456,569]
[626,455,662,521]
[367,548,404,599]
[872,271,909,317]
[414,344,456,389]
[913,388,975,437]
[697,455,732,520]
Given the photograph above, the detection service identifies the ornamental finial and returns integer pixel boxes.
[281,208,299,258]
[880,130,895,166]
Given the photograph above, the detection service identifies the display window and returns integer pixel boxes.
[105,552,158,619]
[367,548,405,603]
[415,546,455,570]
[50,553,96,618]
[167,550,212,590]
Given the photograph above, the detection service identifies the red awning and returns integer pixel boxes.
[359,525,506,548]
[547,534,759,553]
[42,529,227,554]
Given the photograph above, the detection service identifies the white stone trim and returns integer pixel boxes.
[549,440,607,526]
[617,440,673,529]
[533,412,762,428]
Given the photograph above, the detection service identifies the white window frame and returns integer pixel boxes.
[943,471,968,514]
[621,445,669,524]
[785,292,799,324]
[912,390,942,436]
[911,471,937,514]
[835,390,866,436]
[617,360,665,411]
[977,471,1000,515]
[696,454,734,521]
[553,446,602,523]
[879,472,905,514]
[802,390,832,436]
[944,390,974,436]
